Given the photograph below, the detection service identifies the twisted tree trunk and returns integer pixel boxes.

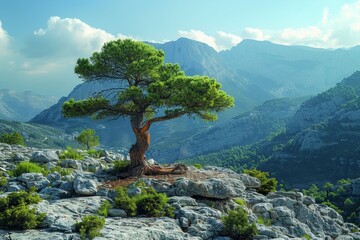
[127,118,187,177]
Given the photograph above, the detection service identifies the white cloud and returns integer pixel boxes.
[0,20,10,56]
[322,8,329,25]
[24,16,116,58]
[244,1,360,48]
[178,29,218,50]
[242,27,271,41]
[216,31,242,50]
[178,29,242,51]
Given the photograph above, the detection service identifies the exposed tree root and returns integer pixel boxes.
[116,164,188,178]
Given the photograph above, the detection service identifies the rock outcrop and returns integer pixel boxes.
[0,144,359,240]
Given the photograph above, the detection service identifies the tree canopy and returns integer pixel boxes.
[63,39,234,124]
[76,128,99,150]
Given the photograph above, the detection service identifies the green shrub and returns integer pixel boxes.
[302,234,311,240]
[49,165,72,176]
[257,217,272,226]
[243,169,277,195]
[193,163,202,169]
[75,215,105,240]
[234,198,246,206]
[222,207,258,240]
[133,186,174,217]
[10,162,45,177]
[114,184,174,218]
[0,190,45,230]
[0,176,7,188]
[87,149,103,158]
[113,160,131,174]
[0,205,46,230]
[114,187,137,217]
[321,201,343,214]
[59,147,84,160]
[98,200,112,217]
[0,132,25,146]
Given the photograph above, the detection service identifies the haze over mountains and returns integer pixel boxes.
[0,89,57,122]
[31,38,360,151]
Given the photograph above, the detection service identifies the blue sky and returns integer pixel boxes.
[1,0,360,97]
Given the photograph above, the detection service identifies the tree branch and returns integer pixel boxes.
[147,111,186,125]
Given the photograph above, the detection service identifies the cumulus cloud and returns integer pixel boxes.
[248,1,360,48]
[178,29,242,51]
[0,21,10,56]
[178,29,218,50]
[23,16,116,58]
[242,27,271,41]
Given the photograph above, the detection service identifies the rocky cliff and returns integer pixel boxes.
[0,143,359,239]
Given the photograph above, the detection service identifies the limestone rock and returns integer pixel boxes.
[73,175,98,196]
[175,178,246,199]
[18,173,50,190]
[31,150,59,163]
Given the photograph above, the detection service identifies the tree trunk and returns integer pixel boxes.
[127,118,187,177]
[129,127,150,168]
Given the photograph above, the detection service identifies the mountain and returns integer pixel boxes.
[0,119,76,148]
[0,89,57,121]
[179,71,360,187]
[32,38,360,151]
[149,97,306,163]
[221,39,360,98]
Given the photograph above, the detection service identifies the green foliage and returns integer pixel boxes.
[10,161,45,177]
[114,184,174,218]
[222,207,258,240]
[0,190,45,230]
[49,165,72,176]
[302,234,312,240]
[114,187,137,217]
[98,200,112,217]
[113,160,131,174]
[234,198,246,206]
[75,215,105,240]
[59,147,84,160]
[0,205,46,230]
[133,186,174,217]
[257,217,272,226]
[0,176,7,188]
[321,201,343,214]
[76,129,100,150]
[344,198,354,206]
[193,163,202,169]
[243,169,277,195]
[0,132,25,146]
[87,149,103,158]
[63,39,234,122]
[178,142,268,173]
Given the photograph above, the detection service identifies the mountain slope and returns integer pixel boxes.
[221,39,360,98]
[180,71,360,187]
[0,89,57,121]
[0,119,76,148]
[149,97,306,163]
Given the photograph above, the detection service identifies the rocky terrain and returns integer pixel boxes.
[0,143,359,239]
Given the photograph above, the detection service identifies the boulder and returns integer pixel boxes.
[175,178,246,199]
[18,173,50,190]
[31,150,59,163]
[73,175,98,196]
